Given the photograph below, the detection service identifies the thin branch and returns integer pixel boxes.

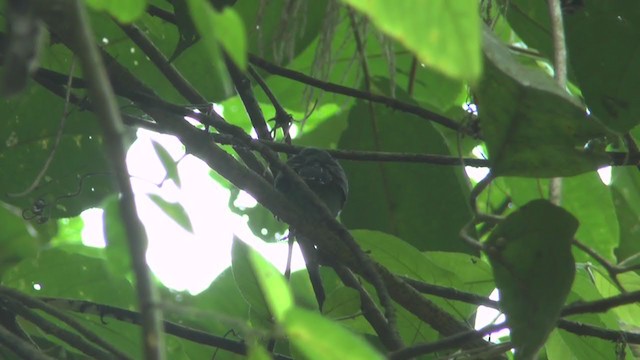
[118,23,206,104]
[248,54,469,134]
[562,290,640,316]
[6,59,76,198]
[547,0,568,205]
[0,287,132,359]
[347,7,399,337]
[401,277,498,308]
[558,319,640,343]
[0,323,55,360]
[334,265,404,351]
[59,1,165,358]
[225,53,272,141]
[572,239,624,290]
[0,296,115,360]
[248,65,293,143]
[38,297,292,360]
[388,323,508,360]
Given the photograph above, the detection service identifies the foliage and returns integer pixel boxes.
[1,0,640,359]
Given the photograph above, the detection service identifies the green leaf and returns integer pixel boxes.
[341,0,481,82]
[212,8,247,70]
[231,239,293,323]
[487,199,577,359]
[84,0,147,23]
[0,85,115,219]
[147,194,194,233]
[477,28,610,177]
[150,139,181,188]
[339,88,475,254]
[102,195,132,277]
[351,230,493,319]
[284,307,384,360]
[0,204,41,278]
[185,0,233,96]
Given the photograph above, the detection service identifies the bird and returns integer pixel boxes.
[274,148,349,310]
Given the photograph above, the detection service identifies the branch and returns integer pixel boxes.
[42,1,166,358]
[334,265,404,351]
[0,296,115,359]
[118,23,206,104]
[0,287,131,359]
[225,53,272,141]
[0,323,55,360]
[562,290,640,316]
[558,319,640,344]
[388,323,508,360]
[547,0,568,205]
[401,276,498,308]
[38,297,292,360]
[249,54,469,134]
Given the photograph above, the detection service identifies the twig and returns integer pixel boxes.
[401,276,498,308]
[547,0,568,205]
[248,54,469,134]
[248,65,293,143]
[39,298,293,360]
[347,7,399,337]
[388,323,508,360]
[571,239,624,290]
[334,265,404,351]
[225,53,272,141]
[0,296,115,359]
[118,23,206,104]
[0,287,132,359]
[6,58,76,198]
[562,290,640,316]
[557,319,640,343]
[62,1,165,358]
[0,323,55,360]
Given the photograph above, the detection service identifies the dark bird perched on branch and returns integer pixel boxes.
[275,148,349,310]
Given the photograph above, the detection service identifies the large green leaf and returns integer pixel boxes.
[352,230,492,320]
[0,85,115,219]
[338,94,474,254]
[476,28,610,177]
[0,204,41,278]
[487,199,577,359]
[284,307,384,360]
[231,239,293,324]
[341,0,481,82]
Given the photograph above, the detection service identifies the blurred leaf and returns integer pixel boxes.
[284,307,384,360]
[232,239,293,323]
[487,199,577,359]
[103,195,132,277]
[0,204,41,278]
[84,0,147,23]
[151,139,181,187]
[339,90,475,254]
[2,247,136,308]
[611,167,640,264]
[148,193,194,233]
[341,0,481,82]
[477,28,610,177]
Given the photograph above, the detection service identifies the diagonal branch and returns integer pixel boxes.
[38,1,166,358]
